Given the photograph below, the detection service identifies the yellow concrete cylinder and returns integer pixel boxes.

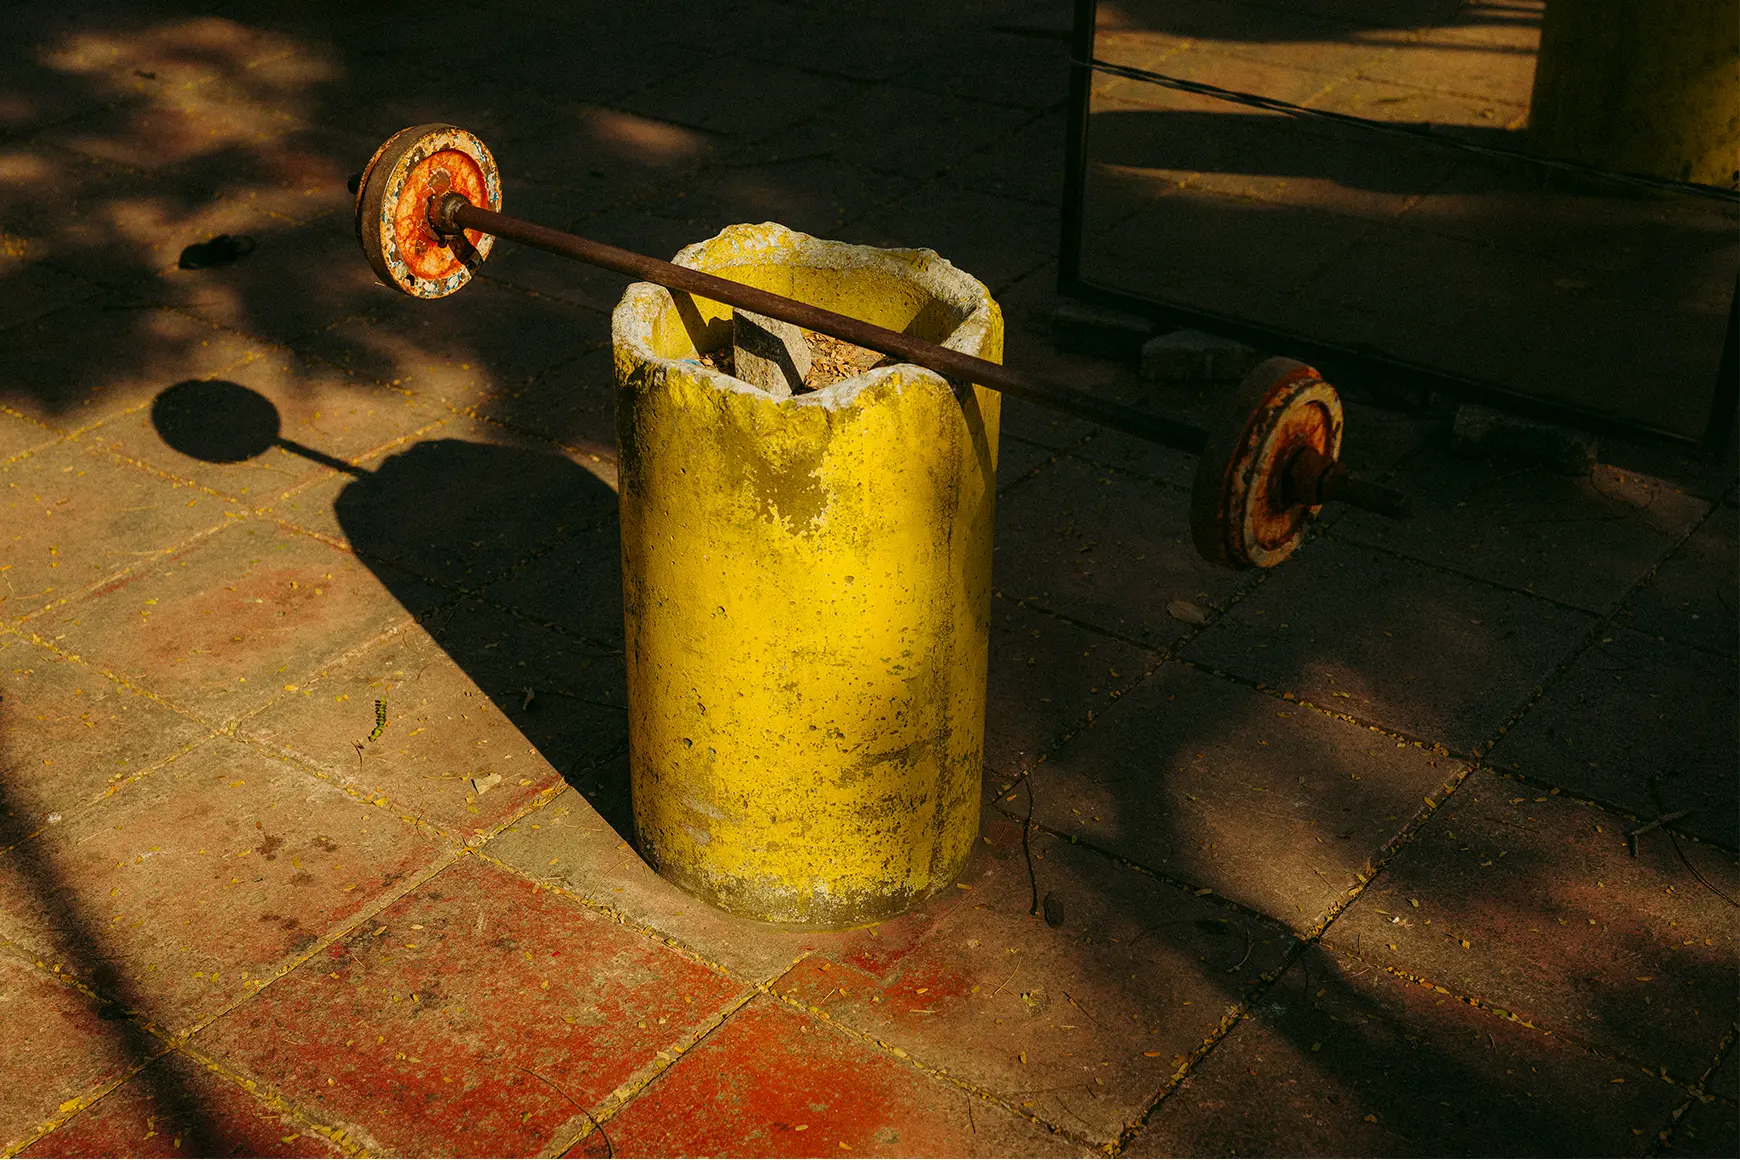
[1528,0,1740,186]
[610,223,1003,927]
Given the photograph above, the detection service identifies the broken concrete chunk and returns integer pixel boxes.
[1050,299,1154,360]
[732,308,812,397]
[1451,402,1599,476]
[1140,328,1258,382]
[471,772,502,797]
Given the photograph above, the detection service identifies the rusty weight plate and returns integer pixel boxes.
[355,123,501,299]
[1190,357,1345,569]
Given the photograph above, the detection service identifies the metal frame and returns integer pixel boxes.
[1058,0,1739,452]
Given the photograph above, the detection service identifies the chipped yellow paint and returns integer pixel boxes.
[612,222,1001,926]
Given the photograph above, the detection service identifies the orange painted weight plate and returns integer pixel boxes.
[1189,357,1344,569]
[355,123,501,299]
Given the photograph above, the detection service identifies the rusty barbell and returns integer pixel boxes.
[353,123,1409,569]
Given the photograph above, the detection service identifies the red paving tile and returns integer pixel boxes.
[193,856,746,1157]
[591,996,1078,1158]
[774,823,1294,1144]
[21,1050,341,1159]
[0,950,158,1156]
[34,518,440,727]
[0,736,452,1036]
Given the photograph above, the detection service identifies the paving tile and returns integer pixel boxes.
[1324,769,1740,1078]
[673,156,910,240]
[0,409,61,463]
[269,432,619,591]
[476,207,711,318]
[1027,660,1459,931]
[1333,451,1711,613]
[994,456,1251,650]
[20,1050,342,1159]
[913,26,1074,110]
[996,437,1059,492]
[501,108,724,213]
[1489,630,1737,847]
[0,260,99,334]
[80,357,448,506]
[297,277,607,412]
[594,995,1080,1158]
[982,597,1158,778]
[0,632,209,840]
[467,342,620,460]
[954,109,1068,206]
[849,184,1057,296]
[618,58,846,140]
[0,950,159,1157]
[1664,1095,1740,1157]
[240,602,626,843]
[193,856,745,1158]
[1,440,240,623]
[0,303,261,434]
[479,520,626,648]
[750,85,1032,183]
[1128,942,1685,1158]
[773,825,1295,1144]
[1615,504,1737,658]
[0,735,451,1036]
[37,518,437,726]
[1184,540,1595,753]
[489,777,1010,985]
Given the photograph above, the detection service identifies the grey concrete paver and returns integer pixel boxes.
[995,456,1250,650]
[1128,942,1685,1159]
[1324,769,1740,1078]
[1333,450,1711,613]
[1,440,243,624]
[0,410,61,464]
[983,596,1159,779]
[849,184,1058,295]
[1184,539,1595,753]
[1615,503,1738,657]
[1026,659,1460,930]
[1663,1095,1740,1157]
[1488,628,1739,847]
[477,519,626,649]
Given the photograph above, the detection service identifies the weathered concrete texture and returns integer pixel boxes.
[1324,770,1740,1078]
[237,602,625,844]
[1049,300,1154,361]
[1185,539,1595,754]
[995,455,1250,650]
[774,821,1296,1147]
[0,735,454,1037]
[1614,502,1738,657]
[1128,944,1687,1158]
[595,996,1084,1159]
[1489,629,1739,846]
[982,597,1158,779]
[1333,449,1711,613]
[1026,659,1461,931]
[30,519,438,728]
[731,309,812,397]
[192,856,745,1158]
[0,632,210,841]
[0,949,158,1157]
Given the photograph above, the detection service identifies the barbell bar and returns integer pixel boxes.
[354,123,1410,569]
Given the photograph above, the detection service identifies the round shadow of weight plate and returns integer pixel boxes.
[151,379,281,463]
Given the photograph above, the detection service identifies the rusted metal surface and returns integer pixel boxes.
[356,124,500,299]
[1190,358,1346,570]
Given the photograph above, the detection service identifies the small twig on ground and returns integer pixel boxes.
[508,1062,612,1158]
[1225,928,1254,975]
[1625,810,1690,856]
